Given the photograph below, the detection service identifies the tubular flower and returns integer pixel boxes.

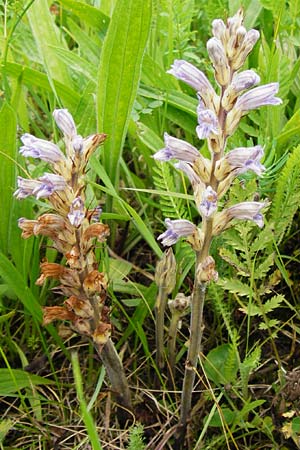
[174,161,201,185]
[53,109,77,140]
[235,82,282,111]
[20,134,65,164]
[198,186,218,218]
[215,145,265,180]
[68,197,85,227]
[158,218,197,246]
[153,133,200,163]
[213,201,268,235]
[196,102,219,139]
[168,59,218,108]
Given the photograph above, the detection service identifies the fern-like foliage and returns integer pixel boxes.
[127,423,146,450]
[271,144,300,244]
[153,161,188,219]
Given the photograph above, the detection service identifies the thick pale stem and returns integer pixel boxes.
[155,286,169,369]
[94,337,133,426]
[168,311,182,376]
[174,251,208,446]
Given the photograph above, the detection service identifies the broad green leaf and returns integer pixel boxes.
[26,0,72,87]
[109,258,132,282]
[203,344,239,385]
[97,0,152,189]
[0,102,16,255]
[0,368,53,396]
[205,407,236,428]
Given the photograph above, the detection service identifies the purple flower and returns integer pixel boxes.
[68,197,85,227]
[214,201,268,235]
[206,37,227,67]
[153,133,200,163]
[230,70,260,93]
[196,102,219,139]
[14,177,43,199]
[226,201,266,227]
[216,146,265,178]
[20,134,65,164]
[198,186,218,218]
[53,109,77,139]
[212,19,226,41]
[34,173,67,199]
[168,60,215,95]
[236,83,282,111]
[174,161,201,185]
[158,218,196,246]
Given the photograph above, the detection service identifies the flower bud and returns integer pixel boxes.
[53,109,77,140]
[207,38,230,86]
[155,248,177,294]
[196,256,218,283]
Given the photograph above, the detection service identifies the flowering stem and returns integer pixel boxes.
[174,249,209,446]
[94,338,133,425]
[168,310,181,376]
[155,286,169,369]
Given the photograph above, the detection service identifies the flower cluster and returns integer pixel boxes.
[154,9,281,251]
[15,110,111,345]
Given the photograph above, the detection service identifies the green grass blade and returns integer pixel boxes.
[96,0,152,190]
[0,102,16,256]
[0,252,42,322]
[59,0,109,35]
[71,352,103,450]
[26,0,73,87]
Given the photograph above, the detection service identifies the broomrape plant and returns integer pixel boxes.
[15,110,132,423]
[153,8,281,445]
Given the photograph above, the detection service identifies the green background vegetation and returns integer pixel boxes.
[1,0,300,448]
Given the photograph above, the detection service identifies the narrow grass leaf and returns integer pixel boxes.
[0,368,53,396]
[71,352,103,450]
[97,0,152,189]
[26,0,72,87]
[59,0,109,35]
[0,102,16,255]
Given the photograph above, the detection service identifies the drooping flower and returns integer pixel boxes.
[206,37,230,85]
[153,133,200,163]
[20,134,65,164]
[158,218,197,246]
[198,186,218,218]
